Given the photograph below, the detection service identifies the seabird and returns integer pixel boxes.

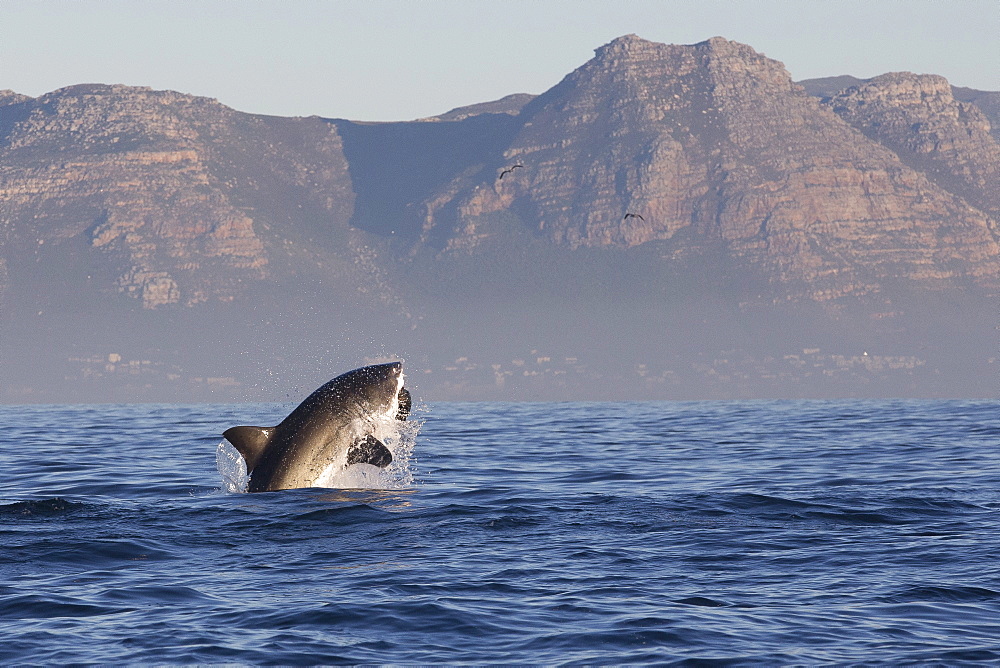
[499,164,524,180]
[623,213,645,222]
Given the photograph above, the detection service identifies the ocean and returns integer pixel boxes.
[1,399,999,664]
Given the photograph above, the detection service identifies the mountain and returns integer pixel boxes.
[416,35,1000,302]
[0,83,399,311]
[800,76,1000,141]
[2,36,999,402]
[822,73,1000,221]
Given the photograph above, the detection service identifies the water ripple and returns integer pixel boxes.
[1,399,999,664]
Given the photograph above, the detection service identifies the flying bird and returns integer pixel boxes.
[499,164,524,180]
[623,213,645,222]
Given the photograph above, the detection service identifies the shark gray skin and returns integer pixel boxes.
[223,362,410,493]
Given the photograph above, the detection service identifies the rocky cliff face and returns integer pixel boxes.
[801,78,1000,142]
[824,73,1000,220]
[952,87,1000,140]
[2,36,1000,314]
[420,36,1000,300]
[0,84,359,308]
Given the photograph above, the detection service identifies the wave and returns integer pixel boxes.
[0,497,83,516]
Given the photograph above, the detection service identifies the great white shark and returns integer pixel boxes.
[223,362,411,492]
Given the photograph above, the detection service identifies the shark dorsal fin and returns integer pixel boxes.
[223,426,274,472]
[347,434,393,468]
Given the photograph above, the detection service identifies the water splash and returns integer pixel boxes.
[216,440,249,493]
[379,410,423,488]
[314,410,422,490]
[215,410,422,493]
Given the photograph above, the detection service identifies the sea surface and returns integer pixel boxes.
[1,399,999,664]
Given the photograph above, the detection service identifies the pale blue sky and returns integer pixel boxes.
[2,0,997,121]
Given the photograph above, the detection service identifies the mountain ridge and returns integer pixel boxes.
[2,35,999,401]
[415,35,1000,301]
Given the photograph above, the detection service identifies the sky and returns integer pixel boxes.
[1,0,998,121]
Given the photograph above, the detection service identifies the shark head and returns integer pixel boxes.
[332,361,405,420]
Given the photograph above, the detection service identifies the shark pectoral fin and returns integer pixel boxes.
[347,434,393,468]
[223,425,273,472]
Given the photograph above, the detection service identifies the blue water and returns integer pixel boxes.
[2,399,1000,664]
